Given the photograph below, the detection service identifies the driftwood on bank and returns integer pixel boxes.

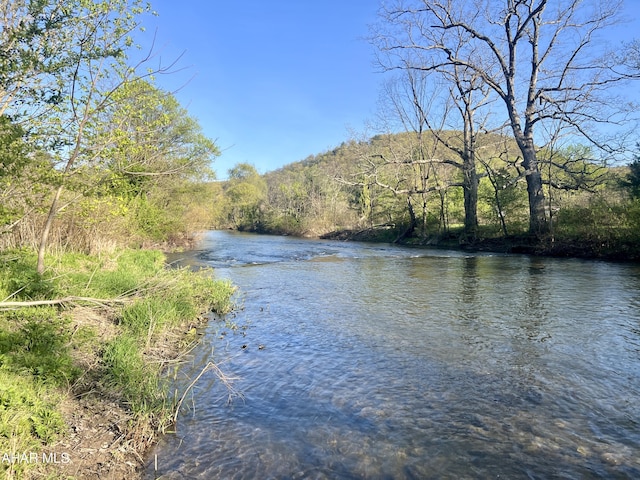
[0,296,130,310]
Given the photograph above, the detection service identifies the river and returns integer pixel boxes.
[145,230,640,479]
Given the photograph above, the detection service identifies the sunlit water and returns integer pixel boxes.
[146,230,640,479]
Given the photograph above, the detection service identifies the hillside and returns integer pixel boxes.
[211,131,640,261]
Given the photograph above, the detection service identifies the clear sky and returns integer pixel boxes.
[135,1,383,179]
[135,1,640,179]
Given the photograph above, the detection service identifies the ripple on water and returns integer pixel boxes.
[146,232,640,479]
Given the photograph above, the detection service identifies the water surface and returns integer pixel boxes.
[148,231,640,479]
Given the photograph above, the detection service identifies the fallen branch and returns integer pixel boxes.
[173,361,242,424]
[0,296,131,310]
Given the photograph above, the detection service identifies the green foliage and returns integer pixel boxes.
[0,312,70,475]
[44,248,164,299]
[261,213,303,236]
[555,195,640,243]
[115,248,165,278]
[0,370,66,446]
[128,196,178,241]
[121,297,171,338]
[215,134,520,238]
[0,1,73,119]
[0,310,80,387]
[213,133,637,254]
[119,268,235,339]
[0,246,236,478]
[0,115,39,234]
[0,0,235,474]
[0,116,29,179]
[223,163,267,230]
[182,272,235,316]
[0,0,219,257]
[103,262,235,414]
[77,79,221,246]
[621,155,640,199]
[478,169,529,235]
[98,80,218,192]
[0,251,58,300]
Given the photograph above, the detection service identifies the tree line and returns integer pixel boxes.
[0,0,219,273]
[213,135,640,256]
[213,0,640,259]
[2,0,639,264]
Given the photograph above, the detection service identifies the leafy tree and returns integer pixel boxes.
[89,79,219,241]
[224,164,267,230]
[6,0,166,274]
[0,116,28,183]
[0,1,72,117]
[628,161,640,200]
[1,2,223,257]
[0,116,30,231]
[96,79,217,193]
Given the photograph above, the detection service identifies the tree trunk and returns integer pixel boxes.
[463,153,478,239]
[37,184,64,275]
[484,163,509,237]
[521,142,548,236]
[396,196,417,242]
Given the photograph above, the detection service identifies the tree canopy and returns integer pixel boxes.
[0,0,220,264]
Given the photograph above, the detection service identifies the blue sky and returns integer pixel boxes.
[136,1,383,179]
[136,1,640,178]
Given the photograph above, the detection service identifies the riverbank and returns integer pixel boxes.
[0,248,235,479]
[319,227,640,262]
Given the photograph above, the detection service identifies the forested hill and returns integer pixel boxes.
[211,131,640,261]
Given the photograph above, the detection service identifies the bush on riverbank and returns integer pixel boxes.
[0,248,235,479]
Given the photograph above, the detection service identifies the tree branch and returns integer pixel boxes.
[0,296,130,310]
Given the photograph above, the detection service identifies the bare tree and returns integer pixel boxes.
[427,64,496,240]
[373,0,638,236]
[371,61,497,240]
[378,69,443,238]
[384,25,500,240]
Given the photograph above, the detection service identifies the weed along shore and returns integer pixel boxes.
[0,248,235,479]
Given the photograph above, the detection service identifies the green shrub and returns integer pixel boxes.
[0,251,57,300]
[130,197,181,241]
[0,309,80,387]
[0,370,66,446]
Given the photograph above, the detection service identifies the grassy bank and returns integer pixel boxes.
[320,222,640,262]
[0,248,235,479]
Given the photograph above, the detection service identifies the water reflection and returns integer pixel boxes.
[147,231,640,479]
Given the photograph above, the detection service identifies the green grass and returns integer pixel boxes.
[0,251,58,301]
[0,309,81,388]
[0,247,236,478]
[0,368,67,479]
[108,267,235,415]
[102,333,164,414]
